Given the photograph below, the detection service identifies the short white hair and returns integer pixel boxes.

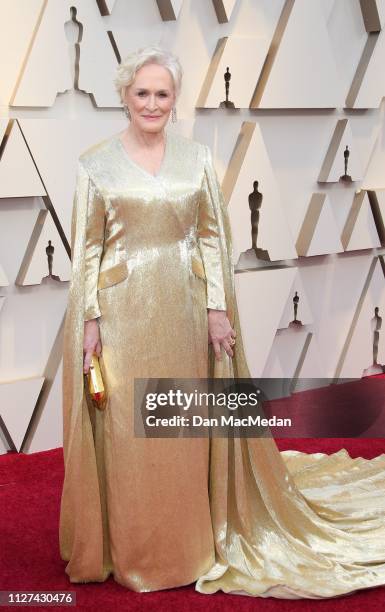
[114,45,183,104]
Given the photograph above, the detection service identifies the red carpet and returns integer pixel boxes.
[1,439,385,611]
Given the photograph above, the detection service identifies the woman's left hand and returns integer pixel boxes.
[208,309,236,360]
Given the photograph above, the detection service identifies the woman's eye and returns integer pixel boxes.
[137,92,168,98]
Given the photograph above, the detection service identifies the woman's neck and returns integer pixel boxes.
[123,124,166,150]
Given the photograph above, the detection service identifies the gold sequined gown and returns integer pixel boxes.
[59,128,385,599]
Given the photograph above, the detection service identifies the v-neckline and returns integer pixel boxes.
[116,130,170,180]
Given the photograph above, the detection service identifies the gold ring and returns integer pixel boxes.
[229,338,236,346]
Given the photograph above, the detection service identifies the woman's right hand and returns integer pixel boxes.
[83,319,102,374]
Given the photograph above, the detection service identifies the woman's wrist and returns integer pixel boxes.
[208,308,226,316]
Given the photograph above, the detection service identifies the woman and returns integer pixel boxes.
[60,45,385,599]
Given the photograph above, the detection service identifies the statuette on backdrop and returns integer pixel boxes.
[363,307,385,376]
[65,7,81,91]
[219,66,235,109]
[289,291,303,327]
[249,181,270,262]
[42,240,60,282]
[339,145,352,183]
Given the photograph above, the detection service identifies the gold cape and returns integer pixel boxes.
[60,128,385,599]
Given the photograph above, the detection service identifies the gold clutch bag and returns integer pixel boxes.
[86,354,107,410]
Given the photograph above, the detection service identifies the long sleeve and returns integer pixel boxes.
[197,145,227,311]
[71,160,106,321]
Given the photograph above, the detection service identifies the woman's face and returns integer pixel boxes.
[123,63,176,133]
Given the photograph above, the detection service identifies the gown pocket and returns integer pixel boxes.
[97,260,128,290]
[191,254,206,282]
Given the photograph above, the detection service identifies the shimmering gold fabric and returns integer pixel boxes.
[60,128,385,599]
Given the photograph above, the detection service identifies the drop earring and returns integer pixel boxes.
[123,104,131,120]
[171,106,177,123]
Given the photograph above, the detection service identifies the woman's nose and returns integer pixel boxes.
[146,94,157,109]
